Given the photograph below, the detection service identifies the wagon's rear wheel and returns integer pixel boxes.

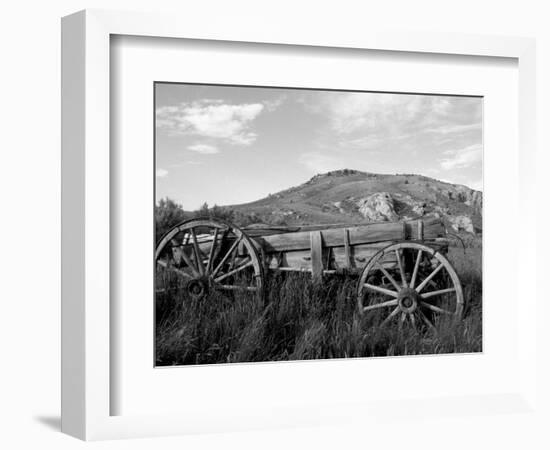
[357,242,463,331]
[155,218,264,302]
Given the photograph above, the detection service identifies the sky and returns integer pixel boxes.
[155,83,482,210]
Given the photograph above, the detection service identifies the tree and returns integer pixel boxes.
[196,202,210,217]
[155,197,187,242]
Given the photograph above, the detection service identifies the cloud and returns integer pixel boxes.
[156,99,266,145]
[298,152,341,174]
[426,122,482,135]
[187,143,219,154]
[305,92,482,142]
[156,168,168,178]
[263,95,287,112]
[440,144,482,170]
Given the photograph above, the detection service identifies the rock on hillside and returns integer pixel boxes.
[448,215,475,234]
[356,192,399,221]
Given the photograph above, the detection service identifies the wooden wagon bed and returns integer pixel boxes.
[243,217,446,279]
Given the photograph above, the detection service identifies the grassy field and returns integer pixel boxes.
[155,245,482,366]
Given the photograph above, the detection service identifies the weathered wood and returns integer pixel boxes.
[410,249,423,289]
[205,227,219,273]
[243,218,440,237]
[190,227,204,275]
[263,242,391,271]
[253,218,444,253]
[417,220,424,240]
[310,231,324,283]
[211,236,242,277]
[420,287,456,300]
[415,262,444,293]
[363,283,399,298]
[395,249,407,288]
[344,228,352,269]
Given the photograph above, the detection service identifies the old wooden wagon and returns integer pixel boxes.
[155,217,464,329]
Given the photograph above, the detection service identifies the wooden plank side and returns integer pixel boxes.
[263,243,389,271]
[310,231,324,283]
[244,218,444,236]
[256,218,445,253]
[344,228,352,269]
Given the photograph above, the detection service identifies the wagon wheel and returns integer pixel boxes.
[357,242,463,331]
[155,218,264,301]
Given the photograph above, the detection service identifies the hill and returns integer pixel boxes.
[228,169,482,236]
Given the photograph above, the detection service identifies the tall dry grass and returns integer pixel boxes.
[155,246,482,366]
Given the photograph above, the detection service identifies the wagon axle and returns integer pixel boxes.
[186,278,209,300]
[397,288,418,313]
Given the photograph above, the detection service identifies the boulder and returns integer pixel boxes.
[356,192,399,222]
[332,201,346,214]
[448,215,475,234]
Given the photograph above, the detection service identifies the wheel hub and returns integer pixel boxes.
[397,287,418,313]
[187,278,209,300]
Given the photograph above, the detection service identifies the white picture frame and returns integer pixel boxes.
[61,9,537,441]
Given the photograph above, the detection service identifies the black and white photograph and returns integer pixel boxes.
[154,83,483,366]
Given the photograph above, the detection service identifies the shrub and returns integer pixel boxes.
[155,197,188,242]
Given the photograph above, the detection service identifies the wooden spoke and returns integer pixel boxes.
[418,309,436,331]
[409,312,416,328]
[229,245,238,270]
[380,306,401,327]
[156,258,167,268]
[190,227,204,275]
[420,301,454,315]
[395,249,407,287]
[363,283,398,298]
[211,236,242,278]
[155,285,184,294]
[214,258,253,283]
[205,227,219,274]
[421,287,456,300]
[157,260,193,280]
[415,262,444,294]
[410,249,422,289]
[216,284,258,292]
[362,298,398,312]
[375,262,401,292]
[176,246,201,277]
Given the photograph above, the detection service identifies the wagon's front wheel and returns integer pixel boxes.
[155,218,264,302]
[357,242,463,331]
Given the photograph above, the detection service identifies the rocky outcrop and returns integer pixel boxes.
[464,190,483,212]
[448,215,475,234]
[356,192,399,222]
[440,186,482,213]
